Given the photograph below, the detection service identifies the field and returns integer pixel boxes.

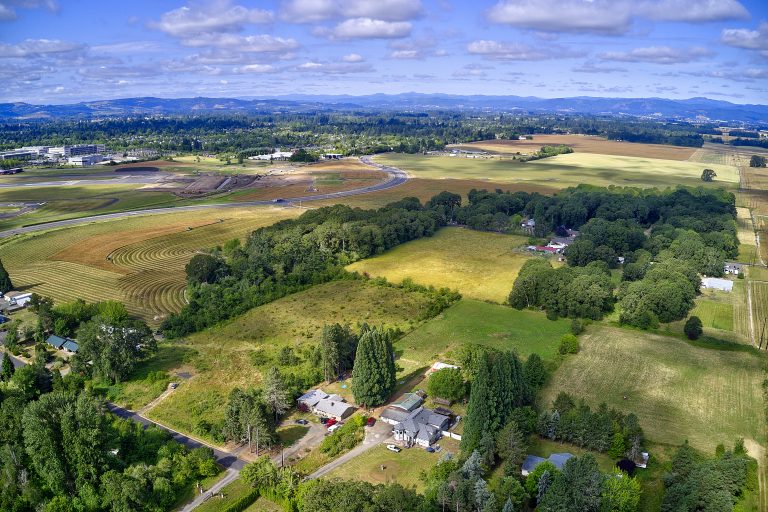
[347,228,536,303]
[0,206,299,322]
[454,135,697,161]
[326,438,461,491]
[752,282,768,346]
[737,207,759,264]
[395,299,570,369]
[541,325,766,452]
[375,152,739,190]
[145,279,436,440]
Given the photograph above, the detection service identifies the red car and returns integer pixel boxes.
[366,417,376,427]
[326,418,338,427]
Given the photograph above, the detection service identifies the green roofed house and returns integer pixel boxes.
[62,340,79,353]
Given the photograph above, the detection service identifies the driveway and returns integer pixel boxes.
[274,421,327,466]
[307,421,393,480]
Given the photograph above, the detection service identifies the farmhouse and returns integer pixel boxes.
[701,277,733,292]
[296,389,356,421]
[62,340,79,353]
[528,245,560,254]
[381,393,452,447]
[724,262,743,275]
[521,452,574,477]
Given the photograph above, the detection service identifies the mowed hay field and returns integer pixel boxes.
[456,135,697,160]
[395,299,570,368]
[541,325,766,452]
[0,206,299,322]
[147,279,436,440]
[347,228,536,303]
[376,152,739,190]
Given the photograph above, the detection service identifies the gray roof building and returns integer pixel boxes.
[521,452,574,476]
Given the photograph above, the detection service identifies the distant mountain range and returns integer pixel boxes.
[1,94,767,124]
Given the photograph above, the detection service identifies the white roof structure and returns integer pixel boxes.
[427,362,460,375]
[701,277,733,292]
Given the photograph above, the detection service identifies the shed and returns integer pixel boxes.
[701,277,733,292]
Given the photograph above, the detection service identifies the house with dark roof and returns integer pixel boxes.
[62,340,79,353]
[521,452,574,476]
[392,406,452,447]
[46,335,68,350]
[297,388,356,421]
[380,393,424,425]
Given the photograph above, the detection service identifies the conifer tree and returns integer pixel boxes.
[351,328,395,407]
[0,259,12,295]
[1,353,15,381]
[462,354,493,452]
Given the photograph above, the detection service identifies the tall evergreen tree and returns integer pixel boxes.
[462,353,493,453]
[0,259,12,295]
[351,328,395,407]
[262,367,291,423]
[320,324,342,382]
[1,353,15,381]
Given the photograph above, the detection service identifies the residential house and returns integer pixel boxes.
[724,262,743,275]
[381,393,452,447]
[296,388,355,421]
[521,453,574,476]
[380,393,424,425]
[46,335,68,350]
[62,340,79,353]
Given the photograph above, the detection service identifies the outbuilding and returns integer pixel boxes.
[701,277,734,292]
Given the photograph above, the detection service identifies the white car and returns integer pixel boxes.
[386,444,402,453]
[327,424,341,433]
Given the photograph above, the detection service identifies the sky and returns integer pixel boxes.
[1,0,767,104]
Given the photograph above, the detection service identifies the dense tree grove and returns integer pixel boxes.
[163,201,445,337]
[0,372,217,511]
[351,327,397,407]
[0,258,12,294]
[427,367,466,403]
[751,155,767,167]
[538,392,645,458]
[661,441,753,512]
[223,387,278,454]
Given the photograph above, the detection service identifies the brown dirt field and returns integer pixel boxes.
[306,159,372,171]
[50,220,221,273]
[454,135,697,161]
[112,160,179,170]
[232,168,386,201]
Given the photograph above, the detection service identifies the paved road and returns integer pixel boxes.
[180,468,240,512]
[0,156,408,239]
[106,403,246,471]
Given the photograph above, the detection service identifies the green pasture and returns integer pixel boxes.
[376,153,739,190]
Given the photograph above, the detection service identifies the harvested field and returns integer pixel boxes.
[455,135,697,160]
[542,325,766,452]
[347,227,537,303]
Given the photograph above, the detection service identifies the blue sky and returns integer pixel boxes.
[1,0,767,104]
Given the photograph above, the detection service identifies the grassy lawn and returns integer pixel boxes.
[194,478,255,512]
[376,153,739,190]
[172,470,227,511]
[326,438,461,491]
[541,325,766,452]
[0,206,298,322]
[347,227,538,303]
[245,497,282,511]
[277,425,310,447]
[147,279,436,442]
[395,299,570,367]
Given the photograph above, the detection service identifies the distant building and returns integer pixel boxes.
[323,153,343,160]
[0,149,37,161]
[522,453,574,477]
[426,362,460,376]
[46,335,69,350]
[701,277,733,292]
[62,340,79,353]
[0,168,23,175]
[5,292,32,308]
[68,154,104,166]
[249,150,293,161]
[724,262,743,275]
[48,144,106,158]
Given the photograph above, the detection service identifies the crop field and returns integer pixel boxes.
[375,152,739,190]
[737,207,759,264]
[687,291,735,332]
[395,299,570,368]
[347,228,535,303]
[0,206,299,321]
[326,439,461,491]
[146,279,436,441]
[0,184,182,230]
[541,325,766,452]
[455,135,697,160]
[752,282,768,347]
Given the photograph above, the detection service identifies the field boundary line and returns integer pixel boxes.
[748,281,756,346]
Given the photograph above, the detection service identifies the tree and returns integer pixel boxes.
[1,353,15,381]
[684,316,703,340]
[427,368,465,403]
[351,328,395,407]
[524,353,547,391]
[223,388,276,454]
[185,254,227,285]
[320,324,342,382]
[608,431,627,459]
[76,316,156,383]
[263,367,291,423]
[538,455,603,512]
[701,168,717,182]
[559,334,580,355]
[496,420,527,472]
[750,155,767,168]
[0,259,12,294]
[601,474,641,512]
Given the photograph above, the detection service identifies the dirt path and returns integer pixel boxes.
[138,383,176,415]
[744,439,767,512]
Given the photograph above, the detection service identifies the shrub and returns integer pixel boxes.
[222,489,260,512]
[320,415,365,457]
[684,316,703,340]
[570,318,584,335]
[558,334,579,355]
[427,368,465,403]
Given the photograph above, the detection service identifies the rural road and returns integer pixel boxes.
[0,156,408,239]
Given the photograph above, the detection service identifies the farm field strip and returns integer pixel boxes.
[542,325,766,452]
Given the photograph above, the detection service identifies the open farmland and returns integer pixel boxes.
[541,325,766,453]
[0,206,299,321]
[395,299,570,367]
[455,135,697,160]
[146,279,436,441]
[376,152,739,190]
[347,227,535,303]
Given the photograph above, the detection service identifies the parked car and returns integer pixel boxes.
[366,417,376,427]
[386,444,402,453]
[319,417,329,424]
[425,446,435,453]
[294,419,309,425]
[326,418,338,427]
[328,424,341,433]
[169,382,178,389]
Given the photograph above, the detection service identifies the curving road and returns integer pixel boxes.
[0,156,408,239]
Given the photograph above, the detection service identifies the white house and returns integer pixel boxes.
[392,407,452,447]
[701,277,733,292]
[296,389,355,421]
